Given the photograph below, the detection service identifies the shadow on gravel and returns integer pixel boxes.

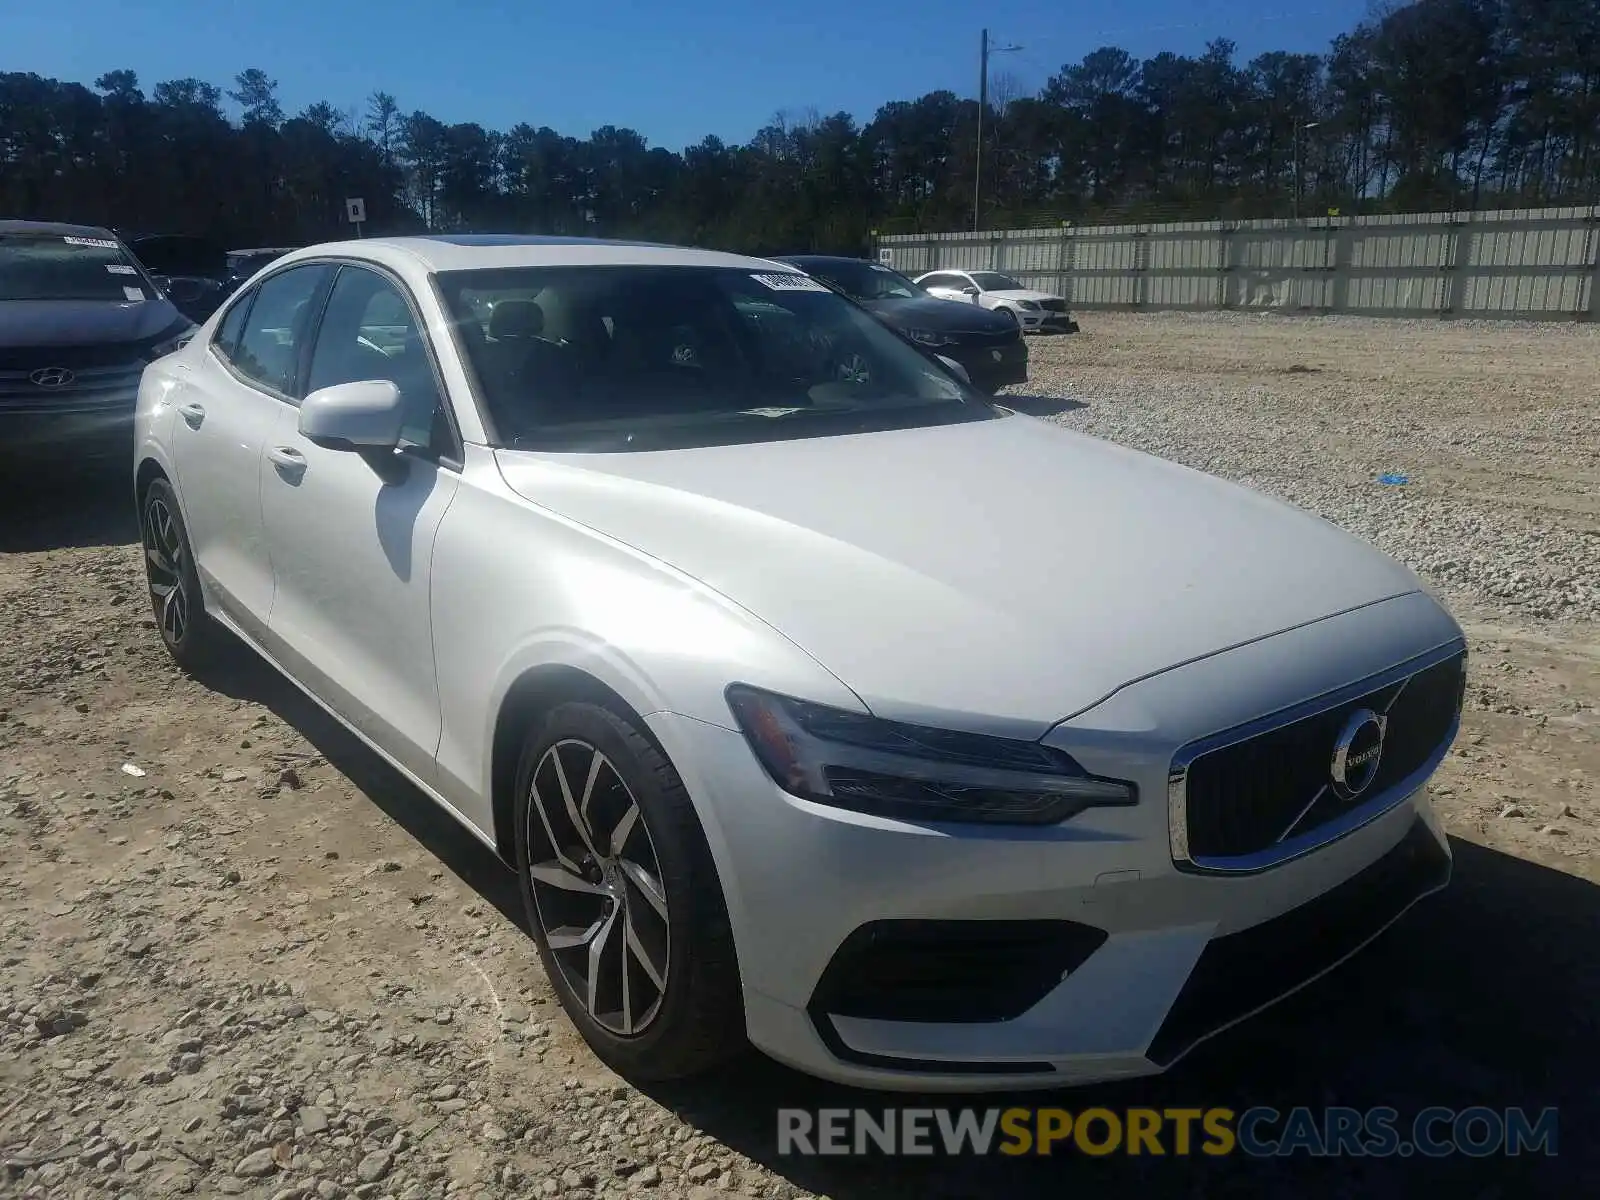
[999,394,1089,418]
[192,639,527,932]
[0,457,138,552]
[190,636,1600,1198]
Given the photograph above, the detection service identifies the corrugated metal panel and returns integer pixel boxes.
[877,205,1598,319]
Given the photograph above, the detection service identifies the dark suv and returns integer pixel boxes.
[0,221,195,462]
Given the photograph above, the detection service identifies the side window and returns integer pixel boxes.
[211,293,254,360]
[924,273,961,290]
[231,265,333,397]
[306,267,448,452]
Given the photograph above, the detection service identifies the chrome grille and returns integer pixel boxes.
[1169,646,1467,872]
[0,359,145,416]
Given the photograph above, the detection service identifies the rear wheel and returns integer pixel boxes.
[140,477,219,672]
[513,701,744,1081]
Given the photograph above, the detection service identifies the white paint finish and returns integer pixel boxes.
[163,350,282,621]
[259,403,460,785]
[495,414,1424,738]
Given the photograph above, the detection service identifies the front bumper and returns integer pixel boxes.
[953,342,1029,392]
[649,591,1463,1091]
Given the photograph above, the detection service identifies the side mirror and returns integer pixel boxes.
[298,379,405,449]
[961,285,981,296]
[936,355,971,384]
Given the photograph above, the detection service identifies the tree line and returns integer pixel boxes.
[1,0,1596,256]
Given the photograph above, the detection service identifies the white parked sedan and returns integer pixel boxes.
[915,268,1077,333]
[133,235,1465,1091]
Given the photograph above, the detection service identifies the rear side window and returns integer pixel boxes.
[226,265,333,397]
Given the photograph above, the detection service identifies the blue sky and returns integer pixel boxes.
[8,0,1369,151]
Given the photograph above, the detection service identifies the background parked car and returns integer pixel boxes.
[0,220,195,465]
[777,255,1027,393]
[915,269,1079,334]
[226,246,298,290]
[123,233,232,324]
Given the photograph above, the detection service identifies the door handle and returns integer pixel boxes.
[178,402,206,428]
[266,446,307,477]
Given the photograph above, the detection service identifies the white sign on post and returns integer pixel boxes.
[345,197,366,236]
[878,248,894,265]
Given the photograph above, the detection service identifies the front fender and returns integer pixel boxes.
[430,450,861,843]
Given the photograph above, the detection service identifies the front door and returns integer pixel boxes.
[258,264,460,783]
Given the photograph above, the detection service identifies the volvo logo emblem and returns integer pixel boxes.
[1330,707,1386,800]
[30,367,76,389]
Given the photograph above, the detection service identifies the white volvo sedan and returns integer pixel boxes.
[133,235,1466,1090]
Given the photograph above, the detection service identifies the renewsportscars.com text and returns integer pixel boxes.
[777,1106,1559,1158]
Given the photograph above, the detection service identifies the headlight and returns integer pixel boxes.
[146,326,198,360]
[1018,300,1041,311]
[726,685,1136,826]
[903,328,956,348]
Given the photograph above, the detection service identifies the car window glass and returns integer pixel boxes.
[212,294,253,359]
[438,265,993,451]
[230,265,332,396]
[306,266,446,451]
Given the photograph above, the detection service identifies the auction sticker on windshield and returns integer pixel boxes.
[751,273,829,292]
[64,236,119,249]
[123,287,145,302]
[106,264,137,275]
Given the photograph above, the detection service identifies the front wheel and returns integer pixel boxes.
[513,701,744,1081]
[997,306,1021,326]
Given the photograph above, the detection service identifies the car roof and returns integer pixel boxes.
[274,234,797,275]
[0,219,118,240]
[776,255,882,269]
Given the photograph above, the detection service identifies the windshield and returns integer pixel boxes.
[0,233,153,302]
[438,265,998,451]
[970,272,1023,292]
[802,260,923,302]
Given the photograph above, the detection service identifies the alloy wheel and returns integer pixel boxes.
[143,495,189,646]
[525,740,671,1036]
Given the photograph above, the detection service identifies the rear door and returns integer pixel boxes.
[258,263,460,783]
[169,263,333,636]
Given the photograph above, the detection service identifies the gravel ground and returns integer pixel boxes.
[3,311,1599,1200]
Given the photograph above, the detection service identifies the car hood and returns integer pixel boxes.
[860,295,1016,333]
[494,415,1422,736]
[0,297,186,349]
[989,288,1062,305]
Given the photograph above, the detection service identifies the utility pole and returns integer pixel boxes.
[1293,121,1321,220]
[973,28,1022,232]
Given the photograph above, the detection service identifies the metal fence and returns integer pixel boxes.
[873,205,1600,320]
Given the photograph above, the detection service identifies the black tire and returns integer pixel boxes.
[513,700,745,1081]
[998,306,1021,326]
[139,477,220,672]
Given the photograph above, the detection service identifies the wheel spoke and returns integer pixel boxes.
[625,913,666,991]
[609,801,639,858]
[585,906,618,1021]
[578,751,606,832]
[546,916,605,950]
[552,746,600,859]
[528,860,608,895]
[618,859,667,920]
[530,781,581,874]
